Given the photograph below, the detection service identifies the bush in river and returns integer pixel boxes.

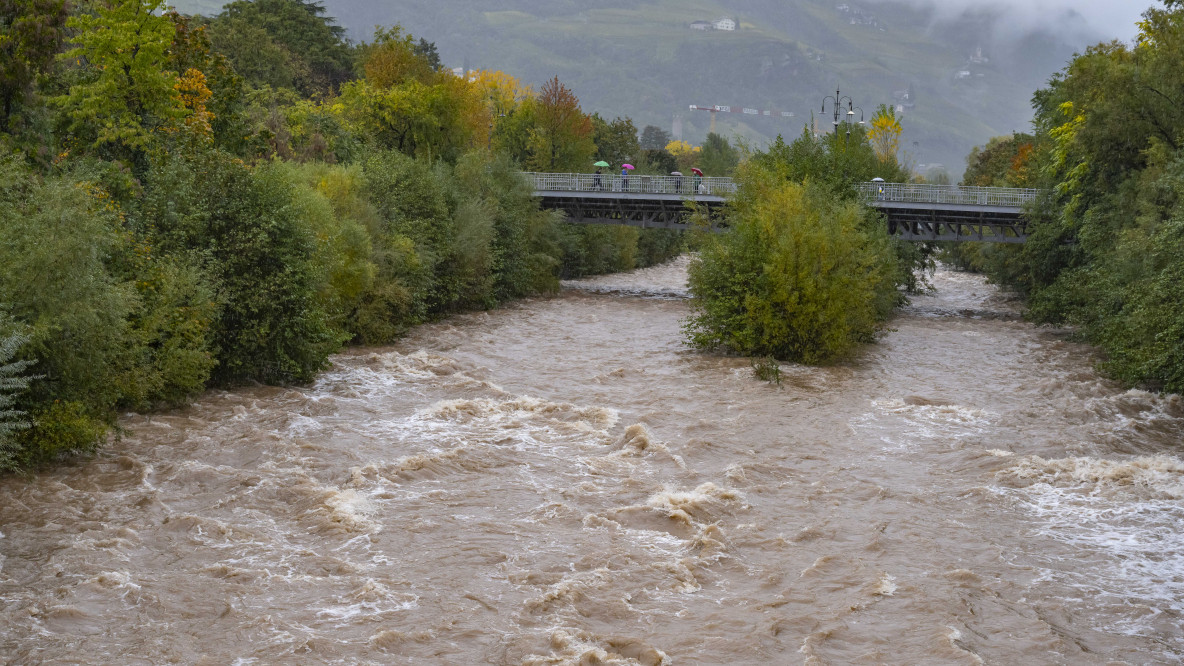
[684,165,901,363]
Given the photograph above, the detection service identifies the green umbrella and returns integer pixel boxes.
[593,161,610,167]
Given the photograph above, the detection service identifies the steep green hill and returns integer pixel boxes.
[173,0,1094,176]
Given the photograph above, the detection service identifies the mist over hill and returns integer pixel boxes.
[173,0,1135,176]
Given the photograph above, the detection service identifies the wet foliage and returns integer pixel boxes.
[0,0,682,471]
[951,3,1184,393]
[683,125,913,364]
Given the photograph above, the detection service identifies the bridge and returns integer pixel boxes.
[859,182,1039,243]
[526,172,734,230]
[527,173,1040,242]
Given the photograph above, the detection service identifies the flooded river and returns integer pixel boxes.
[2,257,1182,664]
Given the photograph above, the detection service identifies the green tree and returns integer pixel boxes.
[0,0,67,131]
[54,0,185,164]
[699,132,740,177]
[165,10,254,155]
[358,25,437,89]
[684,164,900,362]
[962,133,1037,187]
[137,150,343,385]
[639,124,670,150]
[0,157,139,463]
[210,0,353,96]
[591,113,638,167]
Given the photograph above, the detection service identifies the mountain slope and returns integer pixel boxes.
[174,0,1098,176]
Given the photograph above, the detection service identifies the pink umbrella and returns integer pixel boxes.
[621,164,635,170]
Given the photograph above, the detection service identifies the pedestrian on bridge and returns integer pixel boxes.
[594,168,603,191]
[621,164,632,192]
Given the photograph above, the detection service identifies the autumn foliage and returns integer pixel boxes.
[0,0,680,471]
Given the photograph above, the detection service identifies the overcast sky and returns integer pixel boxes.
[866,0,1151,42]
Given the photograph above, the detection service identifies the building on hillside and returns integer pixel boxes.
[714,17,736,31]
[892,88,915,113]
[969,47,989,64]
[690,20,712,30]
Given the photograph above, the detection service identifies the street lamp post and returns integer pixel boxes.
[821,88,865,136]
[821,86,854,131]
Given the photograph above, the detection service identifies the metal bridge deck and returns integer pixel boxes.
[527,173,1041,242]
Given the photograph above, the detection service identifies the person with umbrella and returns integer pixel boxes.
[621,163,634,192]
[593,160,609,191]
[692,167,704,194]
[671,171,683,193]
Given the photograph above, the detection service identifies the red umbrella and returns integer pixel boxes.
[691,167,704,176]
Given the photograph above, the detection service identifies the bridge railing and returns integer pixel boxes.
[524,172,737,196]
[859,182,1040,208]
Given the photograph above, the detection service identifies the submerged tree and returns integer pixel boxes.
[684,163,901,363]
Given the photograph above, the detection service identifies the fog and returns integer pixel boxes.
[866,0,1149,42]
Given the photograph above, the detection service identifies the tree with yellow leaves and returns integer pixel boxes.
[665,139,701,171]
[867,104,902,164]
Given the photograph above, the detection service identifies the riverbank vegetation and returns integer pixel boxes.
[684,123,922,363]
[0,0,685,471]
[947,1,1184,393]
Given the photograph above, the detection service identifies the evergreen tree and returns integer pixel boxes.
[639,124,671,150]
[0,328,36,472]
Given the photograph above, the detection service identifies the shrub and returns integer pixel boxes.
[684,167,901,363]
[136,150,344,385]
[360,149,450,321]
[750,356,782,385]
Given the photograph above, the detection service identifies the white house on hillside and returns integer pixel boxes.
[689,20,712,30]
[714,17,736,31]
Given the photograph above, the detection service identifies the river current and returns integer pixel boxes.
[2,257,1182,664]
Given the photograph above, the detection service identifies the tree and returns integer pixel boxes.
[0,0,67,130]
[525,76,594,172]
[53,0,185,161]
[359,25,437,89]
[210,0,354,96]
[412,37,441,71]
[471,68,530,151]
[699,132,740,176]
[591,113,638,166]
[666,138,701,171]
[165,10,252,153]
[137,150,343,385]
[868,104,902,164]
[0,328,36,472]
[639,124,671,150]
[962,133,1037,187]
[684,164,900,362]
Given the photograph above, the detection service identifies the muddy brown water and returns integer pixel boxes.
[2,257,1182,664]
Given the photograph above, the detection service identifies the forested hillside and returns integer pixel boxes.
[173,0,1091,176]
[0,0,688,471]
